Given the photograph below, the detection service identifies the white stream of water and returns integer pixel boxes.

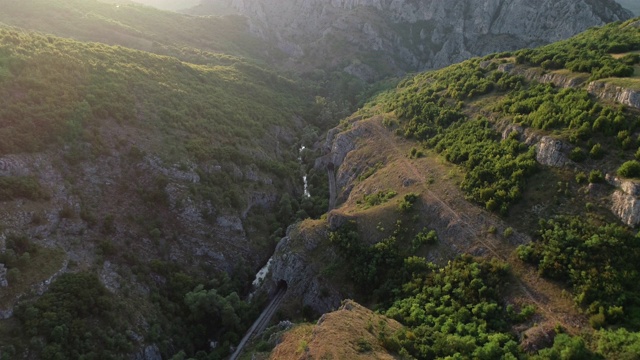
[300,145,310,198]
[249,145,309,296]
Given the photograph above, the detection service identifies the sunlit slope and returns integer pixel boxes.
[0,0,271,64]
[0,26,303,154]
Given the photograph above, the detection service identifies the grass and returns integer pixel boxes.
[270,301,402,359]
[601,76,640,90]
[0,246,66,308]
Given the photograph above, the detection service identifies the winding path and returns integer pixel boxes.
[367,116,586,333]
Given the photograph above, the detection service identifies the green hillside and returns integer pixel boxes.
[0,26,305,164]
[1,1,640,359]
[258,18,640,360]
[0,0,271,64]
[0,24,311,360]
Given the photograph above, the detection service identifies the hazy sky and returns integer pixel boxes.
[617,0,640,15]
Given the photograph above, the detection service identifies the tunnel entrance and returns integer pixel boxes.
[327,162,335,171]
[276,279,288,291]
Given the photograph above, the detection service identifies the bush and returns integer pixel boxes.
[503,227,514,238]
[575,172,587,184]
[590,313,606,329]
[6,268,21,284]
[569,147,586,162]
[590,143,604,159]
[618,160,640,178]
[398,193,419,212]
[588,170,604,183]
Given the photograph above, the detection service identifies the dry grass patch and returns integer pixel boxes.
[270,300,403,360]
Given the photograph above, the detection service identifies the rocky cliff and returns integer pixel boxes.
[198,0,632,78]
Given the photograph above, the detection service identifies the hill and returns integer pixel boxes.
[0,0,271,64]
[252,18,640,359]
[0,25,312,359]
[0,1,639,360]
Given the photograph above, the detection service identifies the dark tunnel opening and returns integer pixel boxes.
[276,279,288,291]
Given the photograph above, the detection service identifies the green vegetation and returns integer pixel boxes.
[431,119,537,214]
[15,273,132,359]
[497,83,634,142]
[398,193,419,212]
[0,176,46,201]
[513,19,640,80]
[8,260,260,359]
[518,217,640,327]
[0,0,270,64]
[618,160,640,178]
[386,256,520,359]
[357,190,397,209]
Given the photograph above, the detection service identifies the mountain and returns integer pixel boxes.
[0,21,312,360]
[193,0,633,80]
[0,0,639,359]
[251,17,640,359]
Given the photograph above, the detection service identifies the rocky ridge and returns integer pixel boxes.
[607,174,640,227]
[198,0,632,78]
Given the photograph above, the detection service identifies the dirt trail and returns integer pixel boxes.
[367,116,587,333]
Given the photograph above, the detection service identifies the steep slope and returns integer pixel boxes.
[0,26,310,359]
[269,300,403,360]
[195,0,632,79]
[256,18,640,359]
[0,0,272,64]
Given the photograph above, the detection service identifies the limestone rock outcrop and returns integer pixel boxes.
[587,81,640,110]
[607,174,640,227]
[535,136,572,168]
[265,223,342,315]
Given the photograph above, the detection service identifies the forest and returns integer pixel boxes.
[1,2,640,359]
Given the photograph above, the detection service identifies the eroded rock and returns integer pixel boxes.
[608,174,640,227]
[535,136,571,168]
[587,81,640,110]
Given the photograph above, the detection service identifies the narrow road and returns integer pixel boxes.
[228,285,287,360]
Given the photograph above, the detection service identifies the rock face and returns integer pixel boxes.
[587,81,640,110]
[201,0,631,77]
[0,264,7,288]
[607,174,640,227]
[266,224,342,315]
[535,136,572,168]
[132,345,162,360]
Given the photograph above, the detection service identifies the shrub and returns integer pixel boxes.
[398,193,419,212]
[617,160,640,178]
[590,143,604,159]
[569,147,586,162]
[6,268,21,284]
[503,227,514,238]
[588,170,604,183]
[575,172,587,184]
[590,313,606,329]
